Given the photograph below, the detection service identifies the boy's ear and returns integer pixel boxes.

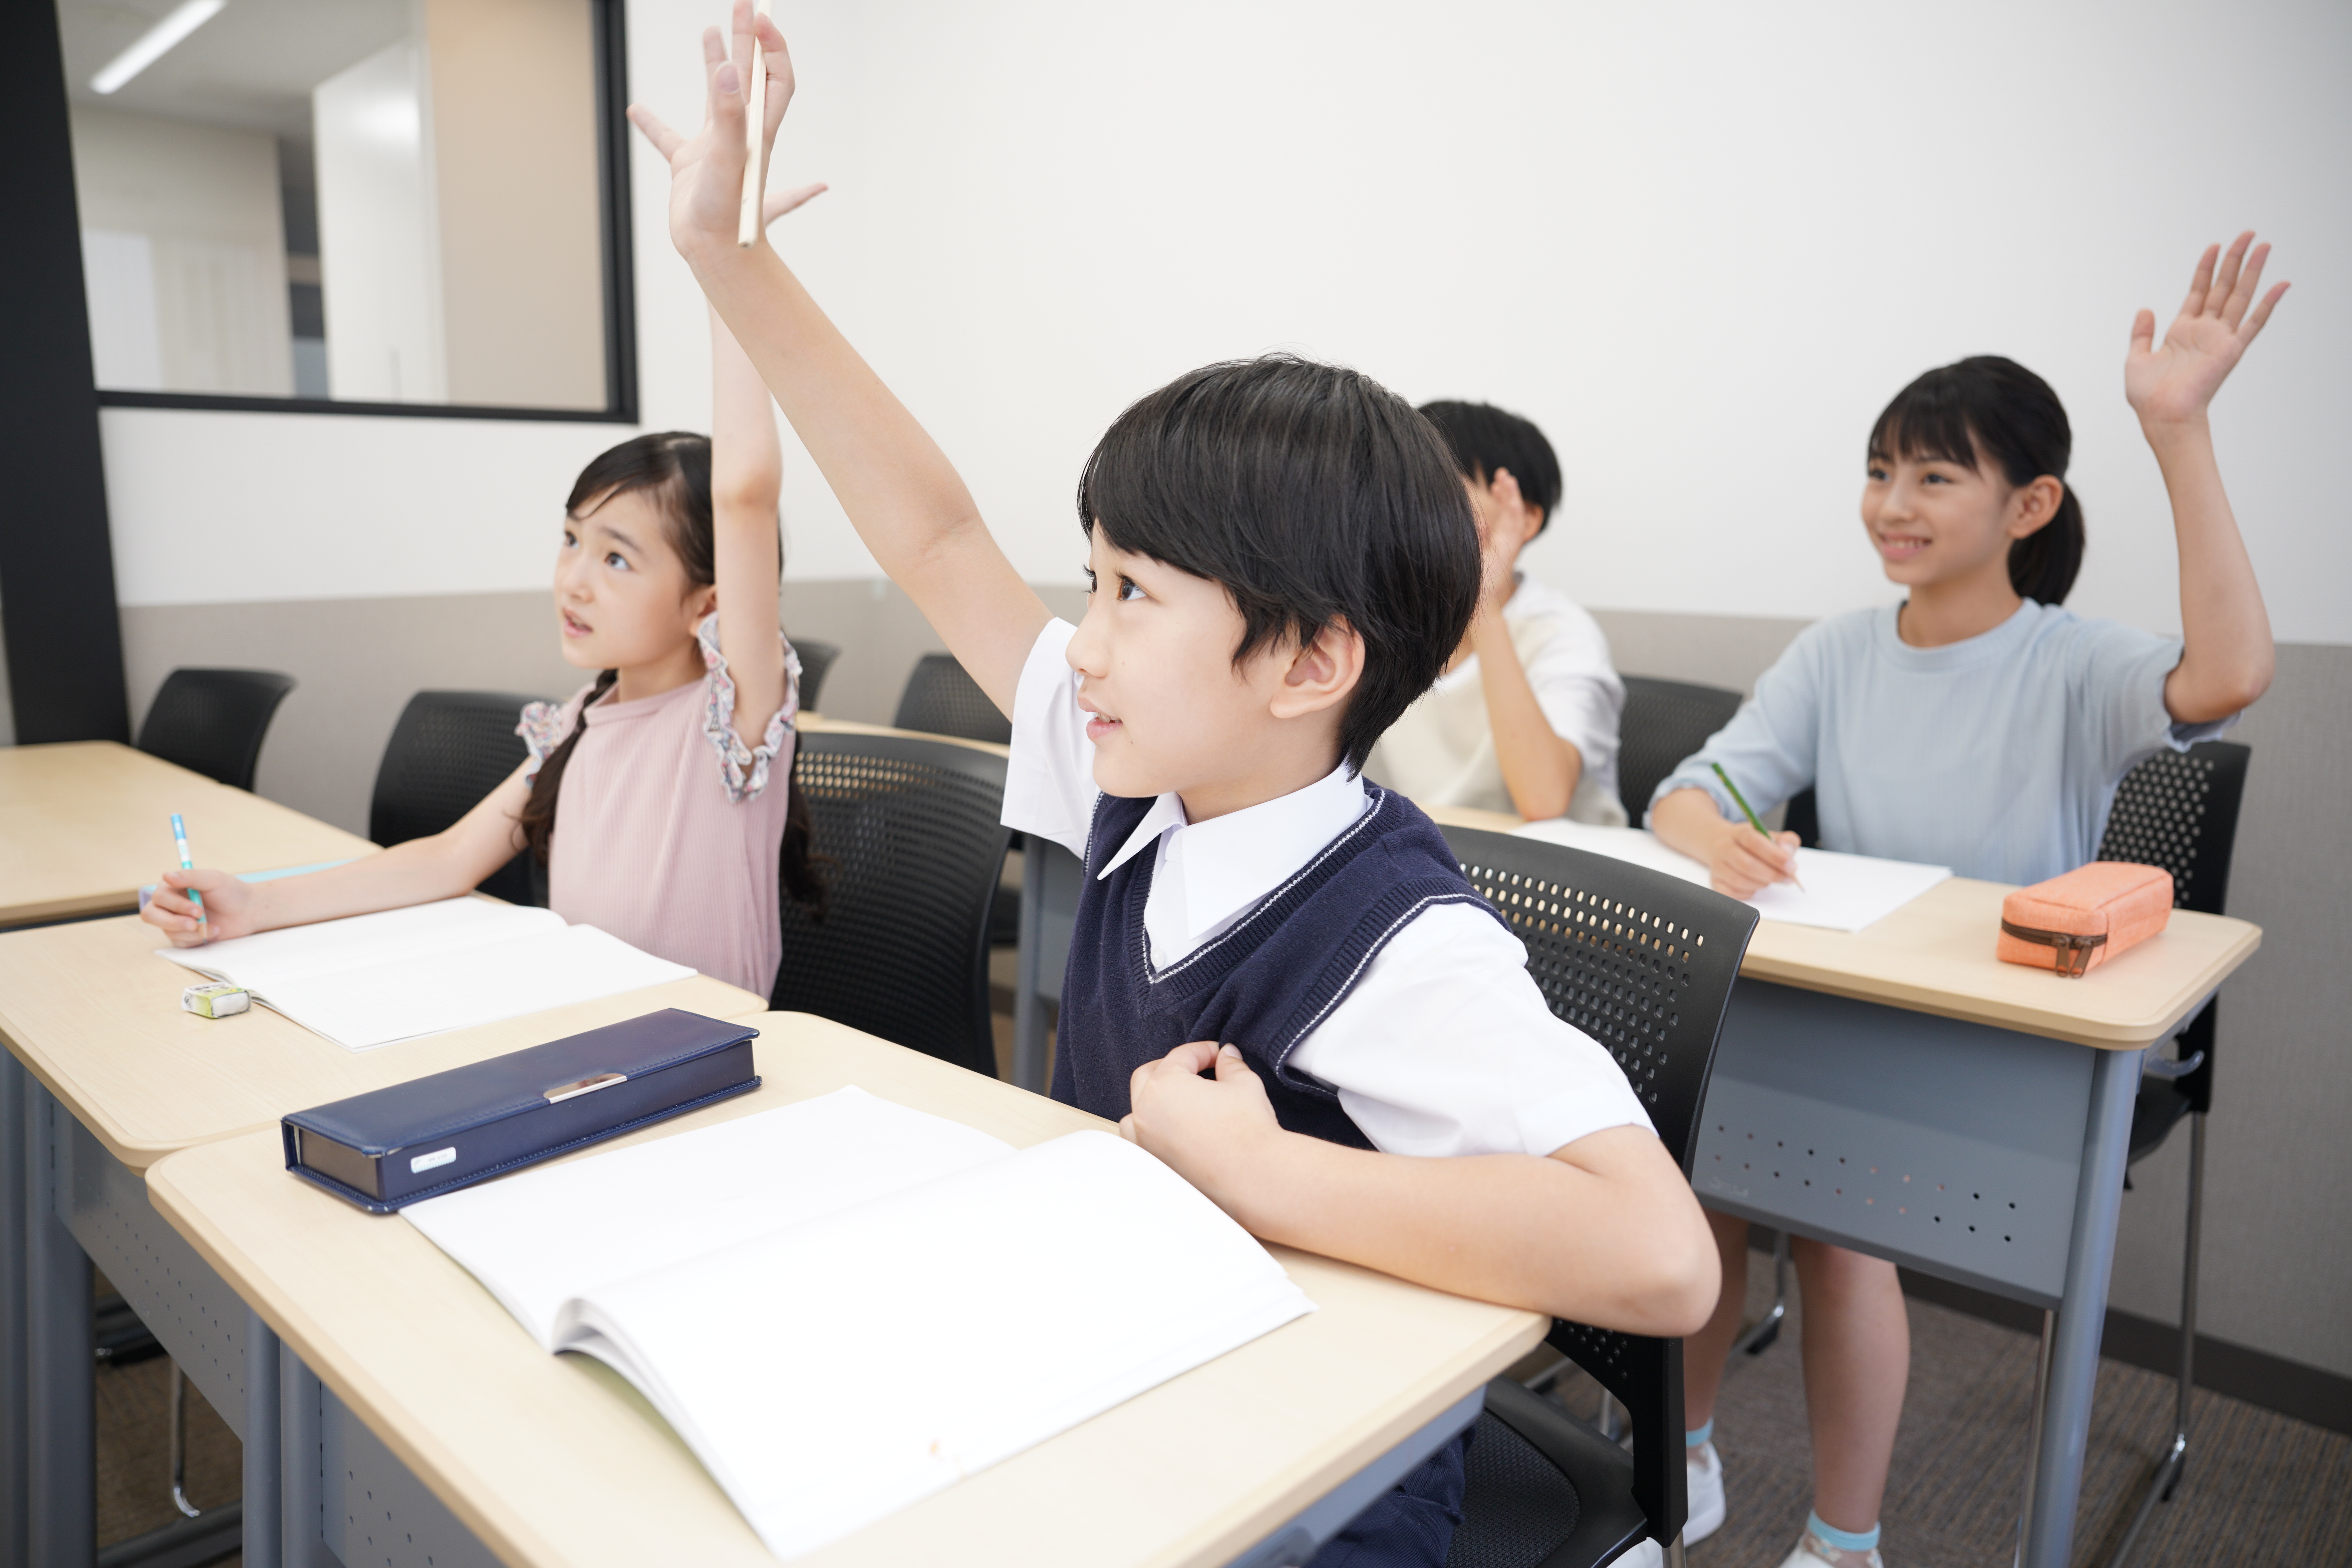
[1266,618,1365,722]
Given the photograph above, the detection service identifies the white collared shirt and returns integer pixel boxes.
[1003,619,1652,1159]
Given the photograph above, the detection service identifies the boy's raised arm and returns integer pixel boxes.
[630,7,1049,717]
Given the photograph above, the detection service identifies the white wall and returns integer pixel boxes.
[100,0,2352,623]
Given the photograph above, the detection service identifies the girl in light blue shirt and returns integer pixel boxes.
[1646,235,2288,1568]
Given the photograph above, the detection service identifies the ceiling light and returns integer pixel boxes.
[90,0,227,95]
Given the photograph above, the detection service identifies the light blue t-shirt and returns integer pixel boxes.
[1648,600,2233,886]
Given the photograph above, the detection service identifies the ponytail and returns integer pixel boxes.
[779,745,829,917]
[2008,484,2085,605]
[518,668,617,864]
[1869,354,2086,605]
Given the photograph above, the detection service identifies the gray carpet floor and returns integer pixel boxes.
[1533,1262,2352,1566]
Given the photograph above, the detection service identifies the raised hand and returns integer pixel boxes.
[626,2,801,265]
[2126,232,2289,429]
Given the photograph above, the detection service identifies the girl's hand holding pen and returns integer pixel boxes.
[144,867,256,947]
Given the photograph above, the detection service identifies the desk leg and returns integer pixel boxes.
[0,1050,28,1568]
[1013,840,1049,1092]
[281,1345,332,1568]
[245,1311,282,1568]
[24,1076,95,1566]
[2021,1046,2143,1568]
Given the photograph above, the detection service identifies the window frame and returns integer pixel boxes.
[87,0,639,426]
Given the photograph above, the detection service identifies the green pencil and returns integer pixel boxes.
[1711,763,1804,890]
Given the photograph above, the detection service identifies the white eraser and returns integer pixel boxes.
[181,982,250,1019]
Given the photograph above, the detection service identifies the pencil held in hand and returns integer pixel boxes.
[169,812,207,928]
[1710,763,1804,891]
[736,0,771,245]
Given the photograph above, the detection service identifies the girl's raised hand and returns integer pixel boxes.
[626,2,801,265]
[2126,232,2289,429]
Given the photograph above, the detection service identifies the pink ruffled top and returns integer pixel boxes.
[518,616,799,996]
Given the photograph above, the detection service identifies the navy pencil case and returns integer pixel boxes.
[282,1009,760,1213]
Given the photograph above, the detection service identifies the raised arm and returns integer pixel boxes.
[2126,232,2285,724]
[707,303,788,747]
[629,7,1048,717]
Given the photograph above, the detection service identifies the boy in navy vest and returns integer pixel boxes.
[635,14,1718,1562]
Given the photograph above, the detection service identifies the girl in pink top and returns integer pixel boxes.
[146,204,830,995]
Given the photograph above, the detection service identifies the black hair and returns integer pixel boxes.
[1075,355,1481,775]
[1416,400,1564,534]
[1867,355,2085,605]
[519,431,828,915]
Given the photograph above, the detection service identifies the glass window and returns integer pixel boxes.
[55,0,630,418]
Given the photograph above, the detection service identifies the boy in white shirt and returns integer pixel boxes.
[631,13,1716,1563]
[1364,401,1628,824]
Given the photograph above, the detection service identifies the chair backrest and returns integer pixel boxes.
[892,652,1012,745]
[135,668,297,792]
[1616,676,1743,825]
[793,639,841,712]
[2096,740,2252,917]
[770,730,1012,1076]
[369,690,550,907]
[1439,824,1760,1552]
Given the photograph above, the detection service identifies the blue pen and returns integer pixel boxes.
[169,813,207,929]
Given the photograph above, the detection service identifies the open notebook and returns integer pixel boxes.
[158,898,693,1050]
[404,1086,1314,1560]
[1511,819,1950,933]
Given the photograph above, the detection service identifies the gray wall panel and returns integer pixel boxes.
[100,591,2352,1377]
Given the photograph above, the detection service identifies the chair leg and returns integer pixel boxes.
[168,1360,203,1519]
[1596,1389,1623,1444]
[1664,1532,1689,1568]
[1732,1230,1791,1357]
[2101,1110,2205,1568]
[2012,1310,2054,1568]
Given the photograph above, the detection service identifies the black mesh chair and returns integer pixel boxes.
[893,652,1012,746]
[2090,740,2251,1568]
[793,639,841,712]
[1615,678,1743,826]
[1439,826,1760,1568]
[769,731,1011,1077]
[369,691,551,908]
[135,668,297,792]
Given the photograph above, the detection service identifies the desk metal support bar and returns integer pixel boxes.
[0,1049,29,1568]
[281,1346,329,1568]
[1012,846,1049,1093]
[2021,1046,2143,1568]
[243,1312,282,1568]
[26,1075,96,1565]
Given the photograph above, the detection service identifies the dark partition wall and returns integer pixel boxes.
[0,2,128,743]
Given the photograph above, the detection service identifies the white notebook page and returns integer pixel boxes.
[1510,819,1949,933]
[407,1087,1314,1560]
[404,1089,1016,1347]
[160,898,694,1049]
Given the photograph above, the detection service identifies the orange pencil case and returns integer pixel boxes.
[1997,862,2174,978]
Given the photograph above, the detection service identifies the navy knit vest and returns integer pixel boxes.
[1050,782,1504,1146]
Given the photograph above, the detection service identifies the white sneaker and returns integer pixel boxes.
[1685,1441,1726,1544]
[1774,1530,1885,1568]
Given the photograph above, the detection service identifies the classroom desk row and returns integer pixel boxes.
[0,740,1539,1568]
[0,742,2265,1568]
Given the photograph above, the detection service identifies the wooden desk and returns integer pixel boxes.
[0,913,761,1171]
[0,911,765,1568]
[1419,804,2263,1568]
[798,712,1012,759]
[1416,805,2262,1047]
[0,741,378,929]
[144,1012,1546,1568]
